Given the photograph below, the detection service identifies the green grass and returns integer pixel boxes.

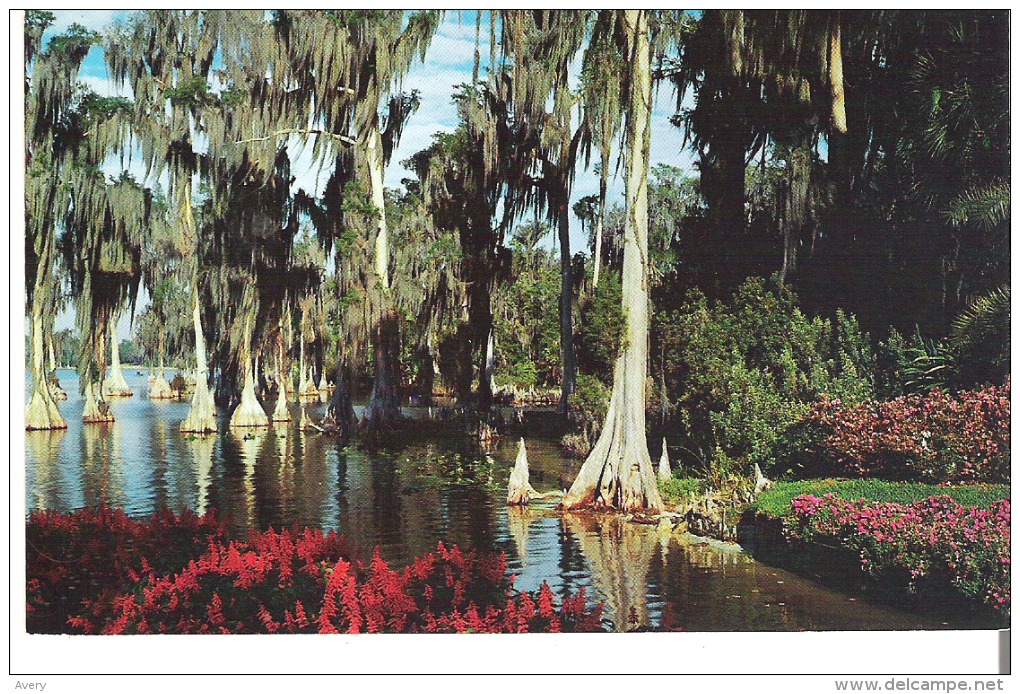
[753,479,1010,519]
[658,477,711,507]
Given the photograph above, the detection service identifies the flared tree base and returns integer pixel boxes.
[271,394,291,422]
[181,384,217,433]
[230,404,269,427]
[149,373,175,400]
[561,363,663,514]
[298,378,319,398]
[82,395,115,424]
[25,392,67,431]
[104,365,133,398]
[230,374,269,428]
[359,400,402,439]
[297,405,319,432]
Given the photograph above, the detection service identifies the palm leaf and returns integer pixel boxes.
[947,180,1010,231]
[951,284,1010,351]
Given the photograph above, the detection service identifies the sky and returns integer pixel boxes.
[41,10,696,338]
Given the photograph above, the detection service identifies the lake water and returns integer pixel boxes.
[23,369,1000,631]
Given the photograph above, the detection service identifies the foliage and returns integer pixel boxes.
[53,328,80,368]
[658,477,710,507]
[493,240,561,390]
[785,494,1010,611]
[753,479,1010,520]
[807,381,1011,483]
[575,271,624,385]
[117,339,141,365]
[562,374,611,457]
[656,276,875,475]
[26,506,223,634]
[950,285,1010,387]
[896,329,956,393]
[27,508,603,635]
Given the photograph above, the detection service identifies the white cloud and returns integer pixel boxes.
[425,33,490,68]
[386,121,455,188]
[434,13,489,41]
[79,74,130,99]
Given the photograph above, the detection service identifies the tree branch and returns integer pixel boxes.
[235,129,356,146]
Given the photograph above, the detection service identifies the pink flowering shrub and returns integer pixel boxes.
[808,381,1010,482]
[28,508,604,634]
[786,494,1010,611]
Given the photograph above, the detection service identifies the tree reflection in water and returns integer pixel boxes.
[25,429,66,512]
[186,433,215,517]
[506,505,536,567]
[80,422,123,510]
[563,513,657,632]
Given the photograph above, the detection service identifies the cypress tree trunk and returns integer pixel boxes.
[181,294,217,432]
[26,300,66,430]
[45,332,67,400]
[149,333,173,399]
[325,355,357,439]
[475,302,495,419]
[82,380,114,423]
[362,123,403,435]
[230,359,269,428]
[103,321,132,397]
[417,342,435,406]
[484,326,496,400]
[563,10,663,513]
[230,312,269,428]
[82,327,114,424]
[271,351,291,422]
[361,312,402,435]
[557,196,576,416]
[298,338,316,396]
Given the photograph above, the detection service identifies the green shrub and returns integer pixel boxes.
[658,477,710,507]
[655,276,876,477]
[495,359,539,391]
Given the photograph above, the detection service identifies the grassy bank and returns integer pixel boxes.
[753,479,1010,519]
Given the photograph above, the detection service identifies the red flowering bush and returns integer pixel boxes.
[786,494,1010,611]
[26,506,223,634]
[28,508,604,634]
[808,381,1010,482]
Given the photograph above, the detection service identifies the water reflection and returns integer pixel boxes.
[563,514,658,632]
[187,434,216,516]
[80,422,124,511]
[25,429,66,513]
[23,370,998,631]
[506,505,536,566]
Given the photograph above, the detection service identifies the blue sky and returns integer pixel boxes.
[42,10,696,337]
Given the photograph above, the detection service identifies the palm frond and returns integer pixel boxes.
[947,180,1010,231]
[951,284,1010,350]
